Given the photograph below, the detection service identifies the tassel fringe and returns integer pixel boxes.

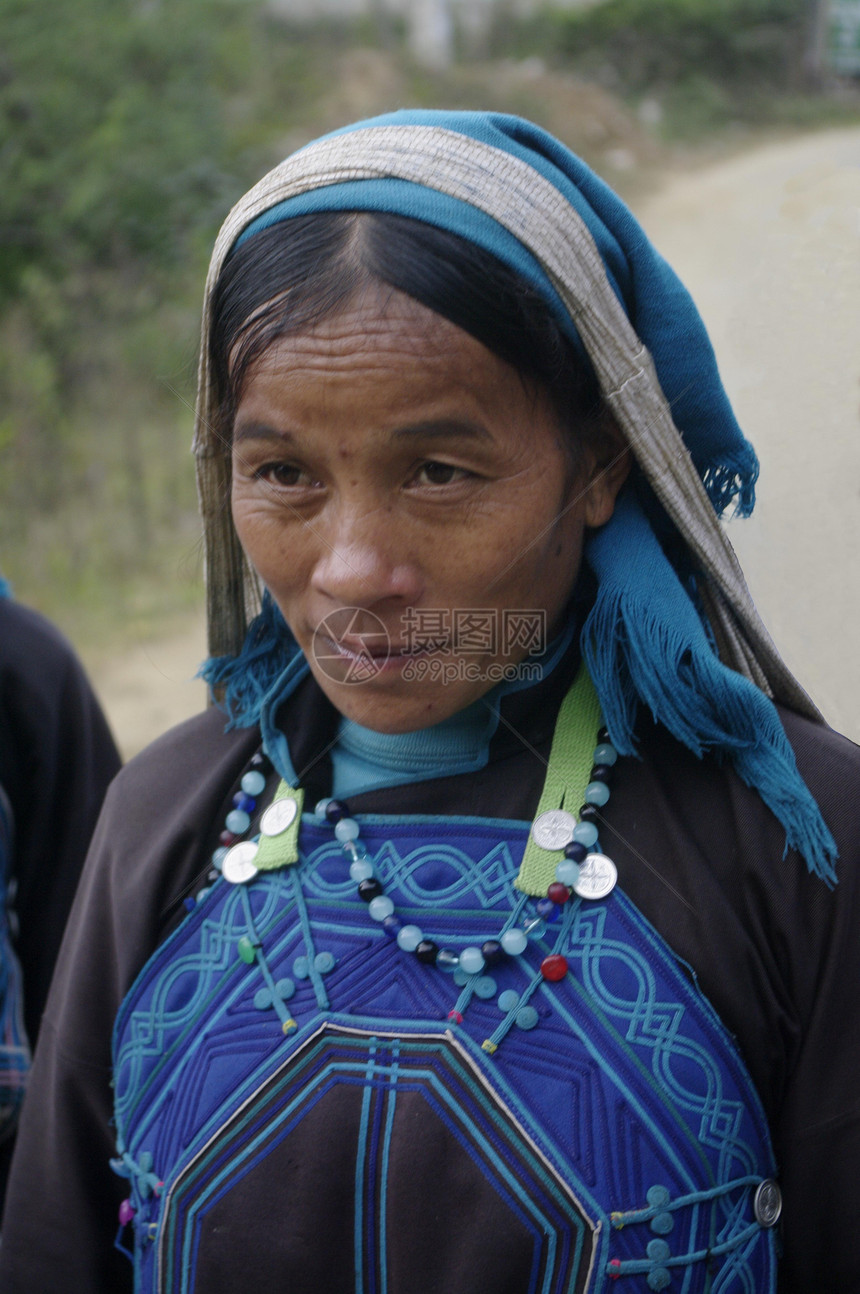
[584,493,838,885]
[199,593,297,729]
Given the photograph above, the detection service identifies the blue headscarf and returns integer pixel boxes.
[201,110,837,883]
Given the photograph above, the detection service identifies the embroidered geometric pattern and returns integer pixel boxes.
[113,815,778,1291]
[158,1027,598,1294]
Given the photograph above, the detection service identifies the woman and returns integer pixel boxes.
[1,110,858,1292]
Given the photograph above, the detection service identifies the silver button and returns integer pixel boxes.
[753,1179,782,1228]
[531,809,576,851]
[222,840,260,885]
[573,852,617,901]
[260,797,299,837]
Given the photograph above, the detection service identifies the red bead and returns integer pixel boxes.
[608,1259,622,1280]
[219,830,237,847]
[540,953,568,982]
[447,1010,463,1024]
[547,882,570,905]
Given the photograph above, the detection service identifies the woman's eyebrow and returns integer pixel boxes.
[233,420,296,445]
[232,419,492,445]
[392,418,491,443]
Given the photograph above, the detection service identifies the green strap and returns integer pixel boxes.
[252,667,600,893]
[254,782,305,870]
[515,665,602,897]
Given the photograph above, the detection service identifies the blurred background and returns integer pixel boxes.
[2,0,859,755]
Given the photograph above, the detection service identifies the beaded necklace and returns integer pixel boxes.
[205,668,619,1053]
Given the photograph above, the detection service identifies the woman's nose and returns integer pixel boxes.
[309,504,422,609]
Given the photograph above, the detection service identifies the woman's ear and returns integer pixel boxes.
[580,412,631,529]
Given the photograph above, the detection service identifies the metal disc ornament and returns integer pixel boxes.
[260,797,299,837]
[531,809,577,851]
[573,852,617,901]
[222,840,260,885]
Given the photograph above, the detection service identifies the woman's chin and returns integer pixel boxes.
[308,656,490,734]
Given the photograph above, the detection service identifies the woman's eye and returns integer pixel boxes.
[255,463,310,488]
[412,461,470,487]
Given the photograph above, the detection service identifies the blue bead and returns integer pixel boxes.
[572,821,598,847]
[232,792,256,813]
[315,797,332,819]
[647,1270,670,1291]
[382,914,402,938]
[593,742,617,766]
[585,780,610,806]
[501,928,528,956]
[275,978,295,1000]
[349,859,374,882]
[314,951,335,973]
[183,897,196,912]
[397,924,423,953]
[293,956,310,979]
[437,949,460,972]
[564,840,588,862]
[536,897,558,922]
[368,895,395,921]
[498,989,520,1012]
[325,799,347,823]
[452,968,469,986]
[211,846,228,870]
[241,770,267,797]
[334,817,360,842]
[225,808,250,835]
[474,975,496,999]
[254,987,273,1010]
[459,946,485,975]
[516,1006,539,1030]
[555,859,578,886]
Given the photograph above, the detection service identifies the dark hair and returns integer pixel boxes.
[210,211,606,458]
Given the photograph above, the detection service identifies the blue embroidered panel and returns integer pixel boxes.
[113,816,778,1292]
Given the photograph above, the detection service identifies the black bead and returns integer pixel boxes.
[590,764,612,783]
[325,799,348,824]
[415,939,439,965]
[564,840,588,862]
[481,939,504,966]
[579,805,600,824]
[357,878,383,903]
[597,727,610,744]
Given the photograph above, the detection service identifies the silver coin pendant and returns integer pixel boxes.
[573,852,617,901]
[531,809,577,851]
[222,839,260,885]
[260,797,299,837]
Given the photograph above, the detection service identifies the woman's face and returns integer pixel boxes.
[231,284,625,733]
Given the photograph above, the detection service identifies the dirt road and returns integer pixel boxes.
[636,126,860,742]
[91,125,860,757]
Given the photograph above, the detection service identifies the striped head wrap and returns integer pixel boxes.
[195,109,837,882]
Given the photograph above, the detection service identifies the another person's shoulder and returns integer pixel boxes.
[0,597,86,679]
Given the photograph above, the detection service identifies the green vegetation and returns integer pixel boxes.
[0,0,324,637]
[2,0,856,649]
[506,0,858,139]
